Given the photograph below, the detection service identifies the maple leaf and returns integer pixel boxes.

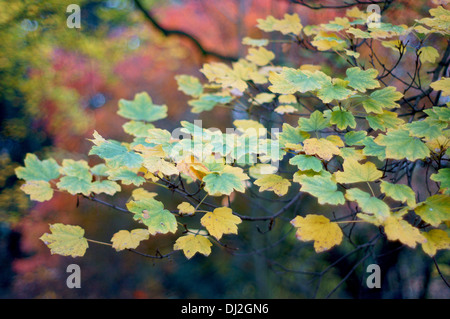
[20,180,53,202]
[334,159,382,184]
[118,92,167,122]
[383,216,426,248]
[254,174,291,196]
[177,202,196,216]
[291,215,343,253]
[15,153,60,182]
[421,229,450,257]
[127,199,177,235]
[200,207,242,240]
[174,234,212,259]
[40,224,89,257]
[111,229,150,251]
[303,138,341,161]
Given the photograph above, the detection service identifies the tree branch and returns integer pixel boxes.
[133,0,238,62]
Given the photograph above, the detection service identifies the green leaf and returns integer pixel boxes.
[203,166,249,196]
[345,67,380,92]
[127,198,178,235]
[330,109,357,130]
[106,168,145,186]
[90,180,121,195]
[361,87,403,114]
[175,75,203,97]
[89,131,143,169]
[289,155,323,172]
[415,194,450,227]
[269,68,329,94]
[56,159,93,196]
[298,111,330,132]
[188,94,232,113]
[40,224,89,257]
[123,121,155,137]
[346,188,390,223]
[366,110,405,131]
[317,79,353,103]
[296,171,345,205]
[374,128,430,161]
[15,154,60,182]
[118,92,167,122]
[344,131,367,146]
[431,168,450,195]
[380,181,416,207]
[57,176,92,196]
[405,119,447,140]
[362,136,386,160]
[277,123,310,147]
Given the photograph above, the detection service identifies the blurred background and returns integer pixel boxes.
[0,0,449,298]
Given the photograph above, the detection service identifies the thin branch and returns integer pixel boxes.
[133,0,238,62]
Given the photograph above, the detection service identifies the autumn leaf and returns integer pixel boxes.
[290,214,343,252]
[200,207,242,240]
[174,234,212,259]
[421,229,450,257]
[303,138,341,161]
[178,202,196,216]
[20,180,53,202]
[254,174,291,196]
[383,216,426,248]
[40,224,89,257]
[111,229,150,251]
[334,159,382,184]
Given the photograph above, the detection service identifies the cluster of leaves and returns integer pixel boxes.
[16,6,450,261]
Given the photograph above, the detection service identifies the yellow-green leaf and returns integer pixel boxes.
[40,224,89,257]
[334,159,382,184]
[20,180,53,202]
[421,229,450,257]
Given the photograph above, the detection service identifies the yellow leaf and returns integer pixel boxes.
[326,135,345,147]
[290,215,343,253]
[200,207,242,240]
[275,105,297,114]
[303,138,340,161]
[131,188,158,200]
[383,216,426,248]
[421,229,450,257]
[233,119,266,137]
[111,229,150,251]
[177,202,196,216]
[142,156,178,176]
[334,159,382,184]
[174,234,212,259]
[246,47,275,66]
[274,13,303,35]
[20,180,53,202]
[254,174,291,196]
[430,77,450,96]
